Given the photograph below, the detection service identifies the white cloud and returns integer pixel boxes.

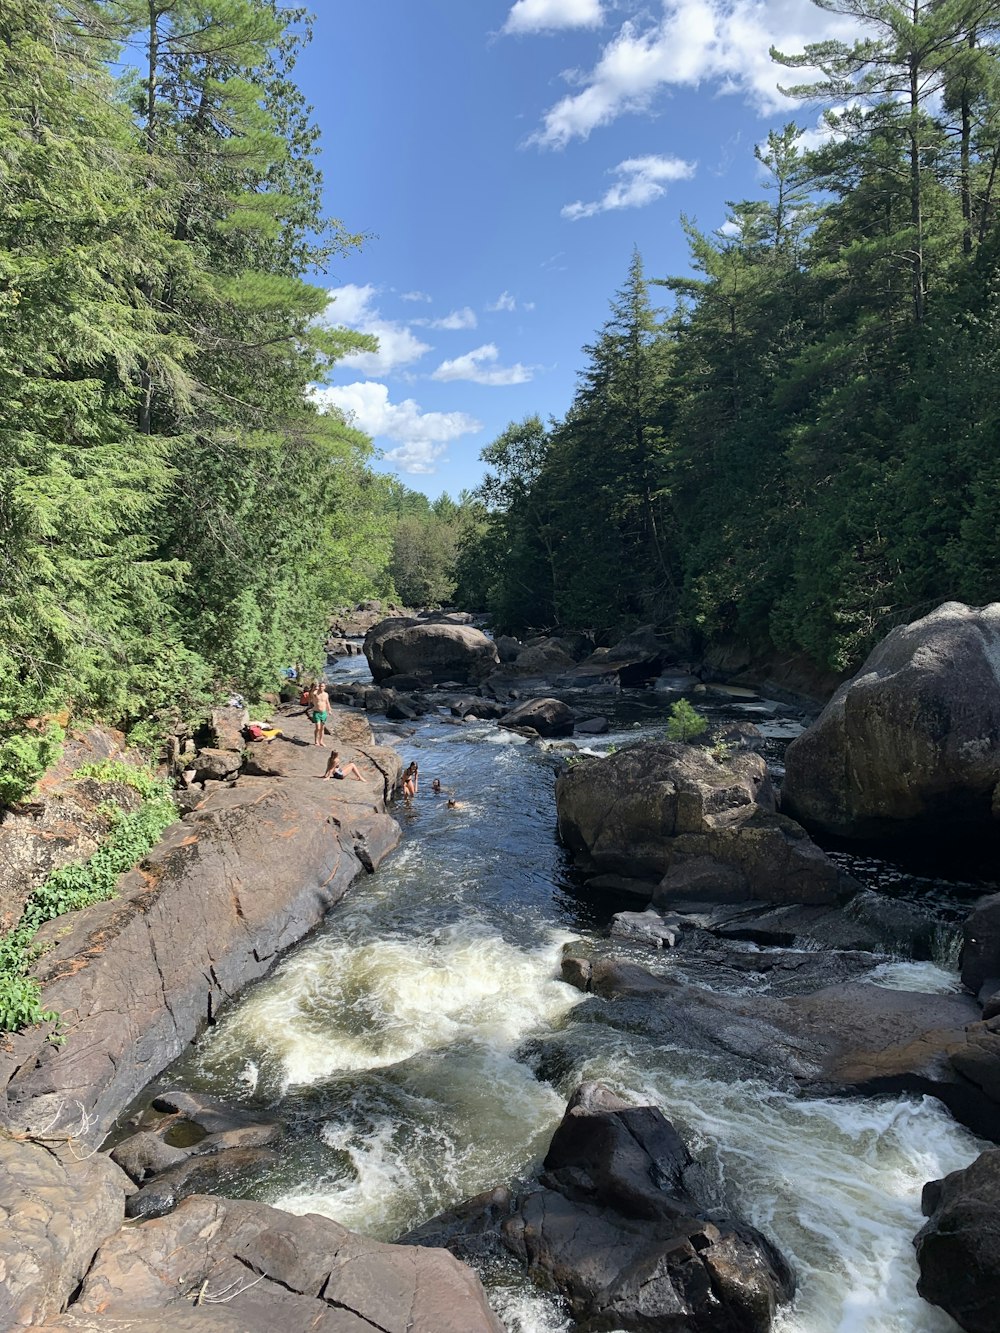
[323,283,431,376]
[504,0,604,35]
[313,381,481,475]
[487,291,518,312]
[401,290,432,302]
[562,153,695,219]
[432,343,534,386]
[416,307,479,331]
[529,0,863,149]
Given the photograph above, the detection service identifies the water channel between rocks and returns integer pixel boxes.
[147,654,992,1333]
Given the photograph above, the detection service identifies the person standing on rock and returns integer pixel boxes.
[311,682,330,746]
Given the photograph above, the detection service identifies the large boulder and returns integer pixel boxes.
[556,741,854,906]
[782,601,1000,841]
[364,617,499,685]
[500,697,575,737]
[962,894,1000,995]
[914,1149,1000,1333]
[0,1137,129,1327]
[63,1193,504,1333]
[407,1082,794,1332]
[562,624,675,688]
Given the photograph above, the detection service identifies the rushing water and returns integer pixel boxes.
[150,655,990,1333]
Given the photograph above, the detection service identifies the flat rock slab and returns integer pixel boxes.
[59,1193,503,1333]
[0,708,401,1146]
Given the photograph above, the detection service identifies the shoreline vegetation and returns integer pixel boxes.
[8,2,1000,814]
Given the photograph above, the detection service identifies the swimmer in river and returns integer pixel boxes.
[431,778,442,794]
[402,761,419,798]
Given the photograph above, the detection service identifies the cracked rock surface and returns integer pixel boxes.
[40,1193,504,1333]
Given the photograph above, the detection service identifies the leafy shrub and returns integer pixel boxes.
[665,699,708,743]
[0,725,65,807]
[0,772,176,1035]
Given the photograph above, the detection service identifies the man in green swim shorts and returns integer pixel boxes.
[311,682,330,746]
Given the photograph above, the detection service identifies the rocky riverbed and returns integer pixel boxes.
[4,600,1000,1332]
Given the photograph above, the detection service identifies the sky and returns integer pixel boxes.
[302,0,860,499]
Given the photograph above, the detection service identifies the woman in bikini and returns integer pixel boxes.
[402,761,419,798]
[321,751,364,781]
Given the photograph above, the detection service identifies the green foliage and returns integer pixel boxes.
[665,700,709,743]
[74,760,173,801]
[0,772,176,1034]
[0,1,394,780]
[0,725,64,806]
[453,16,1000,673]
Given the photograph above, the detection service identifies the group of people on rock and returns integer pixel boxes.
[301,680,460,805]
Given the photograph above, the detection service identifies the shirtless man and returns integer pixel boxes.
[311,682,331,746]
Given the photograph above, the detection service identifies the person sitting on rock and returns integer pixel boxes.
[311,682,330,746]
[321,751,364,781]
[402,761,419,798]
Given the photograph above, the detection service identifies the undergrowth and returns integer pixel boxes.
[0,765,176,1036]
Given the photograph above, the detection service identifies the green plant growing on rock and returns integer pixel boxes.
[0,769,177,1035]
[665,699,709,743]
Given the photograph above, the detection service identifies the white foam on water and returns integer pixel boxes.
[198,922,583,1092]
[583,1055,980,1333]
[488,1285,575,1333]
[868,961,961,994]
[274,1045,566,1236]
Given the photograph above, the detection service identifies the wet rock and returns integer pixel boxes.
[496,634,521,663]
[449,696,507,721]
[611,909,682,948]
[575,715,610,735]
[0,1137,128,1326]
[381,671,430,691]
[110,1131,189,1183]
[125,1147,280,1220]
[561,952,593,991]
[564,625,675,689]
[409,1082,794,1333]
[69,1193,504,1333]
[655,811,859,909]
[782,601,1000,842]
[962,894,1000,994]
[386,695,421,721]
[500,697,575,737]
[364,617,499,685]
[915,1149,1000,1333]
[585,961,990,1130]
[586,872,658,899]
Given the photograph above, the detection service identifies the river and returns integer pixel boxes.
[150,654,988,1333]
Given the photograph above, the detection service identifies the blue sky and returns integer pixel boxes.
[304,0,857,499]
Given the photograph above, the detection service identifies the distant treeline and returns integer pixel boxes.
[453,2,1000,667]
[1,1,432,800]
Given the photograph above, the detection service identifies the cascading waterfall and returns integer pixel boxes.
[153,659,987,1333]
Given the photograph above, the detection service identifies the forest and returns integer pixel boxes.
[4,0,1000,803]
[455,0,1000,671]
